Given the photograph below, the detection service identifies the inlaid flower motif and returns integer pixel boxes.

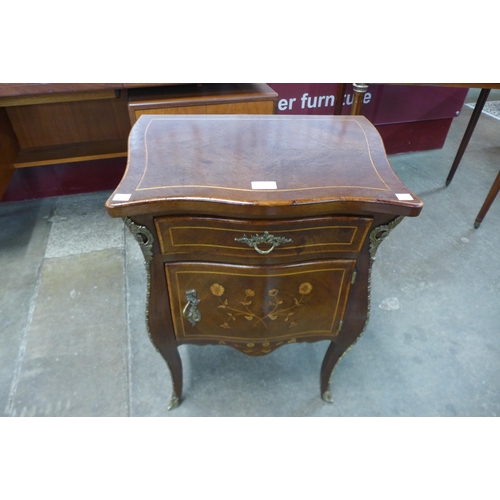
[210,283,225,296]
[211,282,313,329]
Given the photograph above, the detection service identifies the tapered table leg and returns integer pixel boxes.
[474,169,500,228]
[446,88,491,186]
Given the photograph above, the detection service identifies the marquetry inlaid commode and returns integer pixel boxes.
[105,114,423,409]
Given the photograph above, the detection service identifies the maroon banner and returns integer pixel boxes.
[267,83,468,154]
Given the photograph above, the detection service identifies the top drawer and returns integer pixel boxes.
[155,216,373,260]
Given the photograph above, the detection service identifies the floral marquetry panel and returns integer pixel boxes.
[165,260,356,347]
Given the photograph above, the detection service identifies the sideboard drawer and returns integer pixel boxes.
[155,216,372,259]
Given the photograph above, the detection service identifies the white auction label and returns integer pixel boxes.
[251,181,277,190]
[395,193,414,201]
[112,193,132,201]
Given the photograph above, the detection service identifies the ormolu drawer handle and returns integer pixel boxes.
[183,289,201,327]
[235,231,293,255]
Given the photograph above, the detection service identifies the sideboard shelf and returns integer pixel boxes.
[13,139,129,168]
[0,83,278,199]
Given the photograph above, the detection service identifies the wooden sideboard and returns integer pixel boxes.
[106,114,423,409]
[0,83,278,199]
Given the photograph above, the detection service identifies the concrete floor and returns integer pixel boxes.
[1,89,499,417]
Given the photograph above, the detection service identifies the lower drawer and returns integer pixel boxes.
[165,260,356,354]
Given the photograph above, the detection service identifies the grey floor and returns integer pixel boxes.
[1,89,499,417]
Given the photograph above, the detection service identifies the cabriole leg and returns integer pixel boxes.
[320,341,342,403]
[125,216,183,410]
[155,343,183,410]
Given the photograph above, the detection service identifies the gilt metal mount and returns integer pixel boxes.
[123,217,154,263]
